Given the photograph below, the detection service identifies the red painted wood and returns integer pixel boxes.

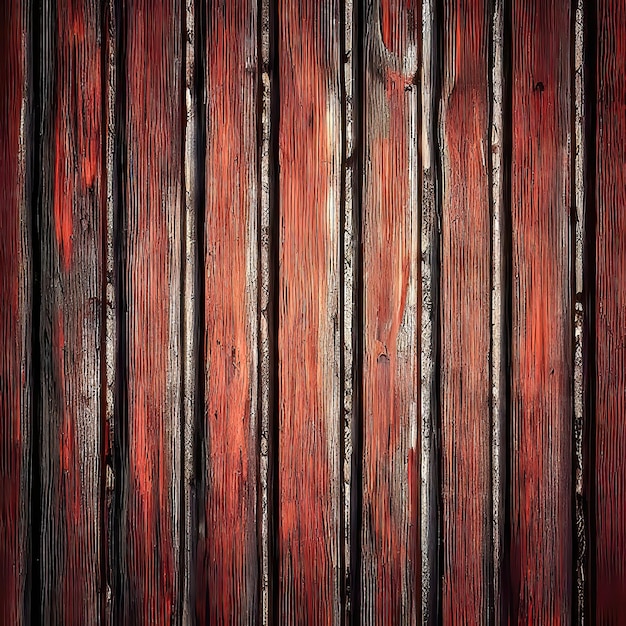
[39,1,103,622]
[509,1,572,622]
[361,0,420,622]
[440,1,491,621]
[595,0,626,620]
[277,1,342,622]
[195,2,259,623]
[0,2,31,624]
[121,1,182,622]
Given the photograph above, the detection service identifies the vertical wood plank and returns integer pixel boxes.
[38,0,103,622]
[595,0,626,619]
[277,1,342,622]
[195,1,260,623]
[0,2,32,623]
[509,1,572,621]
[439,1,491,621]
[121,1,182,622]
[361,0,420,623]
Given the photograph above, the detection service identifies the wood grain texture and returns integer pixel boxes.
[195,1,259,623]
[595,0,626,620]
[38,0,103,622]
[0,2,31,624]
[509,1,572,622]
[277,1,342,622]
[120,1,182,622]
[439,1,491,621]
[361,1,420,623]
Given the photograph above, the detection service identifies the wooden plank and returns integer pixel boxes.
[195,1,260,623]
[439,0,491,621]
[277,1,342,622]
[38,0,103,622]
[0,2,32,624]
[509,1,572,621]
[595,0,626,619]
[361,0,420,623]
[120,1,182,622]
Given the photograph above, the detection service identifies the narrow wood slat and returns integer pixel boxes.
[595,0,626,619]
[509,1,572,621]
[439,1,491,621]
[277,1,342,622]
[0,2,32,624]
[38,0,103,622]
[120,1,182,622]
[196,1,260,622]
[361,0,420,622]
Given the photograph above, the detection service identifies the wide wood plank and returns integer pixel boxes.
[509,1,572,621]
[195,1,260,623]
[38,1,103,622]
[439,1,491,621]
[277,1,342,622]
[0,2,32,624]
[595,0,626,619]
[361,0,420,623]
[120,1,182,622]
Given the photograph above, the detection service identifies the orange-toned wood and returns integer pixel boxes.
[509,1,573,621]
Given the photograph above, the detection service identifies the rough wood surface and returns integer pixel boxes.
[195,1,260,623]
[119,1,182,622]
[439,1,491,621]
[0,2,31,624]
[38,0,103,622]
[361,1,420,623]
[595,0,626,620]
[509,1,572,621]
[277,1,342,622]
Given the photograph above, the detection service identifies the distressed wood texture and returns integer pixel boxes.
[277,0,342,623]
[0,2,31,624]
[195,1,260,623]
[595,0,626,620]
[361,1,420,623]
[118,0,182,622]
[509,1,573,622]
[439,0,491,621]
[38,0,103,622]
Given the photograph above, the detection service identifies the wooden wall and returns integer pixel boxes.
[1,0,625,624]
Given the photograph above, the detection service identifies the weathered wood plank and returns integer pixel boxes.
[509,1,573,621]
[120,1,182,622]
[195,1,260,623]
[38,0,103,622]
[361,1,420,623]
[439,1,491,621]
[0,2,32,624]
[277,1,342,622]
[595,0,626,619]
